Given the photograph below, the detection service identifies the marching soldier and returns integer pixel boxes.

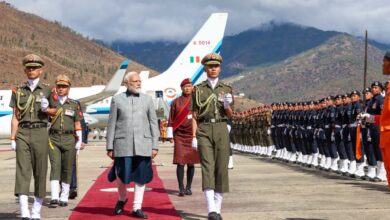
[361,51,390,186]
[364,82,386,181]
[10,54,56,220]
[48,74,83,207]
[349,90,365,178]
[191,53,234,220]
[334,94,348,173]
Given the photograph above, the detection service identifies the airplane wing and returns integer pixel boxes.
[78,60,129,106]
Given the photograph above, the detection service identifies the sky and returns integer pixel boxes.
[9,0,390,44]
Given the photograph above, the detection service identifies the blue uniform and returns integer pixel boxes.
[366,94,384,163]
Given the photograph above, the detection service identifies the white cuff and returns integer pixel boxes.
[75,130,82,149]
[166,127,173,138]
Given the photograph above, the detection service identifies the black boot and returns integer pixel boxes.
[185,165,194,196]
[177,165,185,197]
[178,187,185,197]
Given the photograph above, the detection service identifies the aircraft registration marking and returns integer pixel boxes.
[193,40,211,45]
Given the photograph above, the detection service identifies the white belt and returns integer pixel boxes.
[335,125,341,128]
[325,125,330,128]
[307,126,312,129]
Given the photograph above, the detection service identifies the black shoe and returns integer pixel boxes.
[371,177,382,182]
[21,218,30,220]
[178,187,185,197]
[218,213,223,220]
[208,212,220,220]
[59,201,68,207]
[31,219,40,220]
[185,188,192,195]
[132,209,148,219]
[69,189,78,199]
[50,199,59,205]
[114,199,128,215]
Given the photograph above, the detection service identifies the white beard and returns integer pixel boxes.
[128,87,141,94]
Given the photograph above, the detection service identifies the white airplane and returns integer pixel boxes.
[0,12,228,137]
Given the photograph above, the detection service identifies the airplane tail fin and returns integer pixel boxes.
[147,13,228,87]
[103,60,129,92]
[78,60,128,105]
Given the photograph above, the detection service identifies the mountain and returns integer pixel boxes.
[220,22,340,76]
[231,34,387,103]
[110,22,340,76]
[110,41,184,72]
[0,2,157,89]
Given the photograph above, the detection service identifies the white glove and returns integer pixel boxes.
[362,113,375,123]
[166,127,173,139]
[267,128,271,135]
[11,140,16,151]
[191,137,198,151]
[223,93,233,108]
[75,130,82,150]
[357,113,364,120]
[40,97,49,112]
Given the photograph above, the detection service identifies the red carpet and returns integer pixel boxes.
[69,164,182,220]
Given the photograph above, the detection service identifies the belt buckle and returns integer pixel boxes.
[210,118,216,123]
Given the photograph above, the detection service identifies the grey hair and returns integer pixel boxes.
[123,71,139,83]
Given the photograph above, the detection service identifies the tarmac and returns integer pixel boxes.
[1,139,390,220]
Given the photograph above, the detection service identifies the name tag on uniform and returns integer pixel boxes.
[35,95,42,102]
[187,114,192,119]
[65,109,75,116]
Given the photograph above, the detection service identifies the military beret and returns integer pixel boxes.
[371,81,383,89]
[350,90,361,97]
[180,78,192,87]
[23,54,44,67]
[363,87,370,94]
[56,74,71,86]
[385,51,390,60]
[201,53,223,65]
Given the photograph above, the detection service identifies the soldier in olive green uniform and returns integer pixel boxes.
[48,74,83,207]
[191,53,234,220]
[9,54,57,220]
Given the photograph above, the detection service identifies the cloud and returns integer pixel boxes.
[9,0,390,44]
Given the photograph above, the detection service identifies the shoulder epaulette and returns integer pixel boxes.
[221,82,232,89]
[68,99,79,104]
